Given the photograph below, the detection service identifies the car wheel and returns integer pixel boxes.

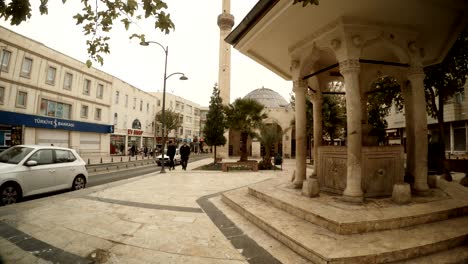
[0,183,21,206]
[72,176,86,190]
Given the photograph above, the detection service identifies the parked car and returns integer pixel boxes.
[156,149,181,166]
[0,145,89,206]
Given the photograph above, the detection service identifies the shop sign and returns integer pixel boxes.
[127,129,143,135]
[0,110,114,133]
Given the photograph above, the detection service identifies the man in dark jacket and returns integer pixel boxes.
[167,142,177,170]
[179,141,191,170]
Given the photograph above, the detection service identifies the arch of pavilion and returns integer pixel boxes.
[226,0,468,202]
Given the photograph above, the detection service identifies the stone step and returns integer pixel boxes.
[222,187,468,264]
[390,245,468,264]
[248,179,468,235]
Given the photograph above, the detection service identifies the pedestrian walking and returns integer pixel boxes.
[167,142,177,170]
[180,140,191,171]
[143,145,148,157]
[130,144,136,157]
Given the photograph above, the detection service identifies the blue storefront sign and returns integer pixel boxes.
[0,110,113,133]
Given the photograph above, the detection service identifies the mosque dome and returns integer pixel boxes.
[244,87,289,108]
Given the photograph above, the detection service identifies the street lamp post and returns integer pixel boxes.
[140,41,187,173]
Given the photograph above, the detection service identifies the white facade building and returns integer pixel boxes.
[151,92,203,146]
[0,27,204,156]
[0,27,113,155]
[386,82,468,154]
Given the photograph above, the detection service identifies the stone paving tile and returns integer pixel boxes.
[107,244,247,264]
[0,157,288,264]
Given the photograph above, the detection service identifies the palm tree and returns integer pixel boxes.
[225,98,267,162]
[257,122,287,169]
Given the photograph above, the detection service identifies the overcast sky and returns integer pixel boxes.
[0,1,292,106]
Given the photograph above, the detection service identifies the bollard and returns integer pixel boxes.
[111,157,113,163]
[100,157,103,164]
[129,156,131,161]
[136,155,138,160]
[88,158,91,165]
[121,157,123,162]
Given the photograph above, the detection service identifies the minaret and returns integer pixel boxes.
[217,0,234,158]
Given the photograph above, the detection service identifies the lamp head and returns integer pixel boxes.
[179,75,188,81]
[140,41,149,46]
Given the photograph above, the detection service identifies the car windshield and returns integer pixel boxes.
[0,146,34,164]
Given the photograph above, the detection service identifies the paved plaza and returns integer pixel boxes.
[0,158,311,264]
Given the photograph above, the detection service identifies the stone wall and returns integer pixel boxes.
[317,146,404,197]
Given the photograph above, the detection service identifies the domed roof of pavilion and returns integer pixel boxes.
[244,87,289,108]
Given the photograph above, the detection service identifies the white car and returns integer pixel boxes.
[0,145,89,206]
[156,149,181,166]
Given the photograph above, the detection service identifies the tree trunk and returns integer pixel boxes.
[433,90,452,181]
[214,145,217,164]
[240,132,248,162]
[264,146,272,169]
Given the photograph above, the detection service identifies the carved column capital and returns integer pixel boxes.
[293,79,308,93]
[308,89,323,102]
[339,59,360,75]
[407,66,425,79]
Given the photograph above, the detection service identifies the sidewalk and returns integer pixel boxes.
[0,158,304,264]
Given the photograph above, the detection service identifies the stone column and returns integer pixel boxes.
[293,79,308,188]
[407,66,429,194]
[402,82,415,181]
[340,59,364,202]
[311,92,323,177]
[450,122,454,153]
[466,121,468,152]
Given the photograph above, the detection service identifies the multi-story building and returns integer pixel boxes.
[199,106,209,152]
[0,26,204,156]
[150,92,203,147]
[386,81,468,154]
[109,78,160,155]
[0,27,113,155]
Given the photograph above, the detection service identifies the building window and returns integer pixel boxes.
[146,103,149,113]
[186,105,192,114]
[179,128,183,135]
[20,57,33,78]
[0,50,11,72]
[0,87,5,104]
[46,66,57,85]
[81,105,89,118]
[187,129,192,136]
[133,98,136,109]
[140,100,143,111]
[95,108,102,120]
[83,79,91,95]
[97,84,104,99]
[114,113,118,126]
[63,72,73,90]
[125,95,128,107]
[16,91,27,108]
[40,99,71,118]
[132,119,141,129]
[115,91,119,104]
[455,90,464,104]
